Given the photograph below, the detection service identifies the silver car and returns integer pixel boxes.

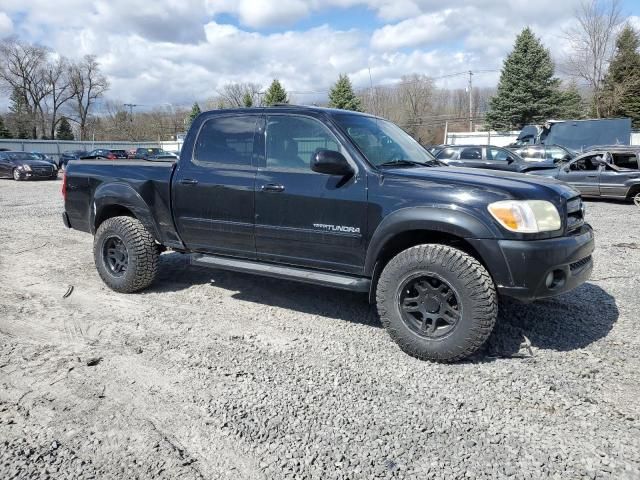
[529,147,640,202]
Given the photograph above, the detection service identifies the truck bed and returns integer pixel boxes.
[64,159,181,247]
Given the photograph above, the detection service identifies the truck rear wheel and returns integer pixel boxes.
[93,216,160,293]
[376,244,497,362]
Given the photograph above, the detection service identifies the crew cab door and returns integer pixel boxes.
[172,114,261,257]
[558,153,601,196]
[254,114,367,274]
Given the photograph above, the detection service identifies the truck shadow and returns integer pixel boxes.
[149,253,618,356]
[484,282,618,358]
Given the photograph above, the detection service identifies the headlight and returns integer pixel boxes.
[488,200,561,233]
[21,164,32,171]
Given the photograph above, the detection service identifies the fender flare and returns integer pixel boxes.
[91,182,162,241]
[364,206,498,276]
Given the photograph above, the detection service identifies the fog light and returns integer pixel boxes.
[545,272,555,288]
[545,269,565,289]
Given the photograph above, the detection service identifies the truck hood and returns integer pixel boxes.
[382,166,579,201]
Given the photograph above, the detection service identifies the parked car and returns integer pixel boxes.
[82,149,128,160]
[433,145,553,173]
[60,150,88,168]
[30,152,59,168]
[0,151,58,180]
[62,105,594,362]
[134,147,163,159]
[508,144,576,163]
[147,151,178,161]
[528,147,640,202]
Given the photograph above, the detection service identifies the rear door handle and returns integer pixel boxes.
[586,175,597,178]
[180,178,199,185]
[261,184,285,192]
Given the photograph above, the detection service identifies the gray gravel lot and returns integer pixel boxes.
[1,178,639,479]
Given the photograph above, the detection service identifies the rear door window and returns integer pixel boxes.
[460,147,482,160]
[611,153,639,169]
[194,115,258,167]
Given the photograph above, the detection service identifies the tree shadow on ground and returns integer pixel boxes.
[148,253,618,357]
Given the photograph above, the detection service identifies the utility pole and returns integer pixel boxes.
[468,71,473,132]
[124,103,138,123]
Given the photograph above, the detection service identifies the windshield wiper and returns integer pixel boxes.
[378,159,431,168]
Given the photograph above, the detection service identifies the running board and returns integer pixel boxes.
[190,254,370,292]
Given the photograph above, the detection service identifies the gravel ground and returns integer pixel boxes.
[0,178,639,480]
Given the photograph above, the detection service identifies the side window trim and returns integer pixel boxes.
[191,113,260,169]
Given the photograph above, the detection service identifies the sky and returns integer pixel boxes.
[1,0,640,110]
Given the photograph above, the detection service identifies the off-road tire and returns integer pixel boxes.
[12,169,22,181]
[93,216,160,293]
[376,244,497,362]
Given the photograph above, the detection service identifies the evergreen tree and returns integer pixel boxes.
[601,25,640,127]
[242,92,253,108]
[0,115,11,139]
[187,102,202,128]
[56,117,74,140]
[555,82,585,119]
[9,87,32,139]
[328,74,362,111]
[486,28,562,129]
[263,79,288,106]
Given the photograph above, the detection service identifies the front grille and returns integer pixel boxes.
[570,255,592,272]
[566,196,585,233]
[31,166,54,176]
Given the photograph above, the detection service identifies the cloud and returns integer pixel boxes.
[0,0,617,108]
[0,13,14,38]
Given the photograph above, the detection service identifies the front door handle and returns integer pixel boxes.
[586,175,598,178]
[180,178,199,185]
[261,184,285,192]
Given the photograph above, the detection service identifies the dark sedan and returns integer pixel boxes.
[528,147,640,202]
[0,151,59,180]
[433,145,555,173]
[60,150,88,168]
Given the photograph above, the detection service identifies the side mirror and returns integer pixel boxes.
[507,157,515,164]
[311,149,353,176]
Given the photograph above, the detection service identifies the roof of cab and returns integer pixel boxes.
[201,104,379,119]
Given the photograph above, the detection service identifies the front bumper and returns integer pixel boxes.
[469,225,595,302]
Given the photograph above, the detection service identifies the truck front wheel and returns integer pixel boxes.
[376,244,497,362]
[93,216,160,293]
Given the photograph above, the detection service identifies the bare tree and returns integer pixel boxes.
[0,38,50,138]
[564,0,624,116]
[70,55,109,140]
[217,82,262,108]
[44,57,75,139]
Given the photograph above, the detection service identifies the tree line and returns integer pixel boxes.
[488,0,640,129]
[0,38,108,140]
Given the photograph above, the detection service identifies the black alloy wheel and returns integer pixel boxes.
[398,274,461,339]
[103,236,129,277]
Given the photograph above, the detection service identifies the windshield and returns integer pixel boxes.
[333,114,438,167]
[7,152,38,161]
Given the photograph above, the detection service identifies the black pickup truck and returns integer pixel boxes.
[62,106,595,362]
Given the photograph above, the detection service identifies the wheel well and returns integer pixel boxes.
[627,184,640,198]
[95,205,135,231]
[368,230,489,303]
